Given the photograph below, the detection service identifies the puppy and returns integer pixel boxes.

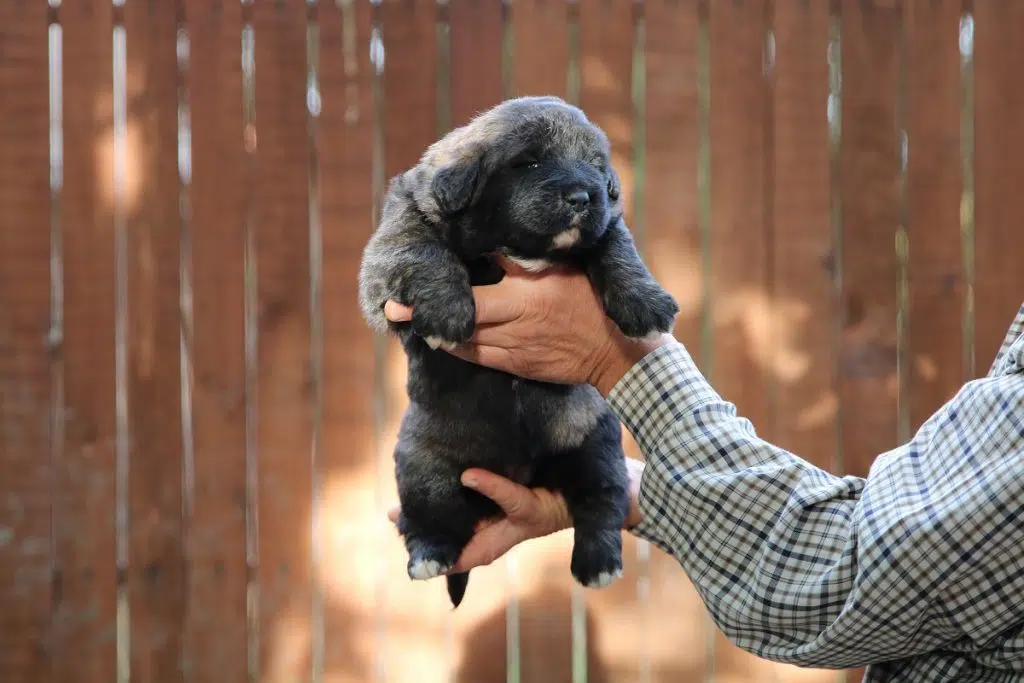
[358,96,678,607]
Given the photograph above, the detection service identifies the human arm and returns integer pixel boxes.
[603,335,1024,671]
[386,263,1024,671]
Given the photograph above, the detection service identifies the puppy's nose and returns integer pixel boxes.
[564,189,590,211]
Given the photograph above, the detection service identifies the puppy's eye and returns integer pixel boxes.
[511,155,540,170]
[607,179,620,201]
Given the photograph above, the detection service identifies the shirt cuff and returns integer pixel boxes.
[604,340,722,556]
[604,340,719,455]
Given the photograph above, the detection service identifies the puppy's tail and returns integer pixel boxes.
[446,570,470,608]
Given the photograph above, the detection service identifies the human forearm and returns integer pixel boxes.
[603,338,1024,670]
[604,340,870,664]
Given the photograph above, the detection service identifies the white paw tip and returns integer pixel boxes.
[409,558,449,580]
[642,330,667,343]
[586,567,624,589]
[424,336,458,351]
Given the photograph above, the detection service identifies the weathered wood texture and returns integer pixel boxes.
[123,3,187,681]
[0,4,54,683]
[251,2,315,682]
[1,3,1022,682]
[54,4,119,683]
[184,1,249,681]
[973,1,1024,373]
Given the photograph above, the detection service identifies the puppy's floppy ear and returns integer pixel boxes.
[606,167,621,203]
[432,154,482,215]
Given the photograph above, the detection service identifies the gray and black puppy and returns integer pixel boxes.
[358,96,678,608]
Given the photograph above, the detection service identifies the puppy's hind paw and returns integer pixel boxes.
[586,567,624,589]
[570,528,624,590]
[408,557,452,580]
[405,540,462,582]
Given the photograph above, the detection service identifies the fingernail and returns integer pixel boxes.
[461,473,478,488]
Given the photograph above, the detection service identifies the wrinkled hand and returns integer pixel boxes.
[383,256,671,393]
[387,460,646,574]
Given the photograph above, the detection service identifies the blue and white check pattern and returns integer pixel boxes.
[605,303,1024,682]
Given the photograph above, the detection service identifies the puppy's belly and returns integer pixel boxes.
[403,367,609,470]
[527,383,607,452]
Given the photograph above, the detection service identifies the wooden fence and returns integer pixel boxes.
[2,1,1023,682]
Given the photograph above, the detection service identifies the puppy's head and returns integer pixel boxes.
[414,96,622,262]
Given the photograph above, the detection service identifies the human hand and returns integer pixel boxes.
[386,459,646,574]
[383,256,674,395]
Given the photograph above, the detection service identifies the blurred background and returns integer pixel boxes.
[2,1,1022,682]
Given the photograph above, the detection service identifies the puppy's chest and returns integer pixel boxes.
[511,380,606,453]
[465,255,505,286]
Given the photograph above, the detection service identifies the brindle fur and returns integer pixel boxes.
[358,96,679,607]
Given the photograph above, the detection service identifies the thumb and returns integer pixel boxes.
[461,469,532,519]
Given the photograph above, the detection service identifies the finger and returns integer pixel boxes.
[471,283,526,325]
[383,300,413,322]
[449,520,528,574]
[386,505,400,523]
[461,468,533,519]
[465,323,515,348]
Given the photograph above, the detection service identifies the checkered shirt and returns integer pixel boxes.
[605,303,1024,682]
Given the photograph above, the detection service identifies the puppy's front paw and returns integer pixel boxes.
[570,528,624,590]
[604,284,679,339]
[409,283,476,349]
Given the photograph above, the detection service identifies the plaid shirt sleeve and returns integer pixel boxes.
[604,304,1024,682]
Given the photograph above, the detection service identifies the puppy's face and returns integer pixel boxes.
[428,97,622,262]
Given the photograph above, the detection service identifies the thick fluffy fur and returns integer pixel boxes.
[358,96,679,607]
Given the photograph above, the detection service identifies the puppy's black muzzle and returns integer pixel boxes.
[563,188,592,213]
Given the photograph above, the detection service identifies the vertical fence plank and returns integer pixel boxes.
[0,4,54,682]
[577,3,644,681]
[449,0,504,129]
[641,2,715,681]
[375,1,451,680]
[772,0,838,477]
[837,1,902,471]
[317,1,377,681]
[771,4,839,681]
[511,0,568,99]
[973,1,1024,370]
[251,1,314,681]
[839,3,904,678]
[381,0,438,176]
[905,0,966,429]
[56,4,119,683]
[707,0,780,678]
[183,1,249,682]
[122,3,186,681]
